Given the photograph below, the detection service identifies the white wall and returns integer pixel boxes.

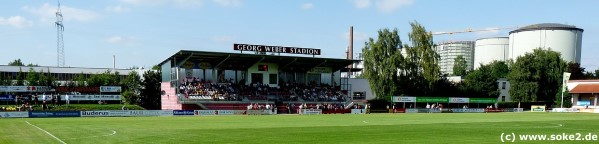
[348,78,375,100]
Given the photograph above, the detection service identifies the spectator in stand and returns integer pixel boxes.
[34,94,39,106]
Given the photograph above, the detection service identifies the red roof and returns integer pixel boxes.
[569,84,599,94]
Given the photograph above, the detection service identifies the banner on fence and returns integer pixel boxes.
[450,108,485,113]
[551,108,580,113]
[0,112,29,118]
[29,111,81,118]
[247,110,274,115]
[81,111,110,117]
[160,110,173,116]
[406,109,418,113]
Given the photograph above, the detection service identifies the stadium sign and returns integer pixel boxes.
[100,86,122,93]
[234,44,321,55]
[56,86,100,93]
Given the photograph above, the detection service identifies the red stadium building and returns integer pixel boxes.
[157,44,361,113]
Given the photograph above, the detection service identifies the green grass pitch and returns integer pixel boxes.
[1,113,598,144]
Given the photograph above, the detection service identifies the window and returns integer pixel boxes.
[502,82,506,89]
[258,64,268,71]
[501,96,506,102]
[269,74,277,84]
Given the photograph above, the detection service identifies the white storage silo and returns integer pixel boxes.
[474,37,509,69]
[508,23,583,63]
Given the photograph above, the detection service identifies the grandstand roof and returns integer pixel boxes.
[158,50,361,72]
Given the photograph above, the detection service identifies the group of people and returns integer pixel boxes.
[180,78,241,101]
[246,103,275,110]
[425,103,444,110]
[285,82,348,102]
[11,93,71,111]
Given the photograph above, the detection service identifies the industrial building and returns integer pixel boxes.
[473,37,509,69]
[435,41,475,75]
[509,23,583,63]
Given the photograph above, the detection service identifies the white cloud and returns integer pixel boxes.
[105,36,137,45]
[375,0,413,13]
[0,16,33,28]
[22,3,99,22]
[211,35,234,43]
[121,0,203,8]
[213,0,242,7]
[352,0,371,9]
[301,3,314,10]
[352,0,413,13]
[106,5,131,13]
[343,31,369,42]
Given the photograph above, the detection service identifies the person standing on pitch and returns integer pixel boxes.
[65,94,70,105]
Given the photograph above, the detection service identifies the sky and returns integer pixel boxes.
[1,0,598,70]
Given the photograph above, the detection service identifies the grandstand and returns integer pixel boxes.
[158,44,361,113]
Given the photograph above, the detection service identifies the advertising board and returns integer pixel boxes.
[300,109,322,115]
[0,112,29,118]
[173,110,194,116]
[81,111,110,117]
[351,109,366,114]
[29,111,81,118]
[531,105,546,112]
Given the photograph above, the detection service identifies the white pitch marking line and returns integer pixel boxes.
[362,121,369,123]
[26,121,67,144]
[64,130,117,140]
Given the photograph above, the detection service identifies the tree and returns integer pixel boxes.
[26,68,39,86]
[408,22,441,89]
[27,63,39,67]
[362,28,403,100]
[463,61,509,98]
[122,71,142,105]
[74,73,87,87]
[452,55,467,76]
[8,59,24,66]
[567,62,586,80]
[555,84,572,108]
[38,69,47,86]
[140,70,162,109]
[508,49,567,104]
[16,67,24,86]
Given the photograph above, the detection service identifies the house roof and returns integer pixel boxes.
[569,84,599,94]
